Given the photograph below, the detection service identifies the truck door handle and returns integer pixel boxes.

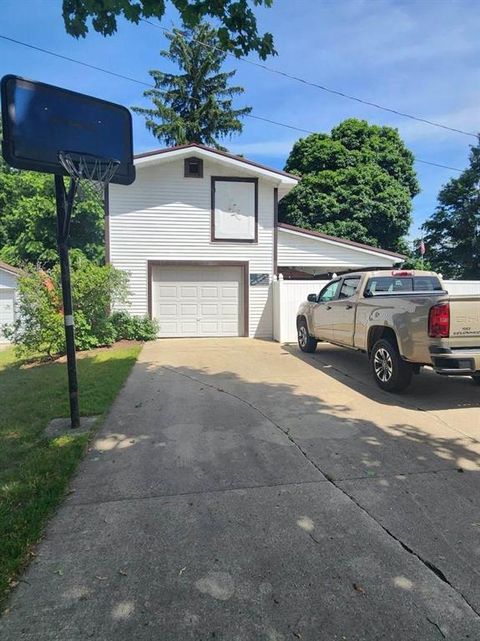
[346,304,353,309]
[326,305,332,310]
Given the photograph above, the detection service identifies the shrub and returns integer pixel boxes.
[6,259,130,358]
[3,269,65,358]
[110,311,158,341]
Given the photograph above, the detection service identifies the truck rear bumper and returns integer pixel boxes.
[429,346,480,375]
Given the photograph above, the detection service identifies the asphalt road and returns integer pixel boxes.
[1,338,479,640]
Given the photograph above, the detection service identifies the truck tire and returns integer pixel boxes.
[297,319,318,353]
[370,338,413,392]
[471,375,480,386]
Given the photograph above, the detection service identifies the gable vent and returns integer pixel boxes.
[184,156,203,178]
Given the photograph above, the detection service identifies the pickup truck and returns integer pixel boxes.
[296,270,480,391]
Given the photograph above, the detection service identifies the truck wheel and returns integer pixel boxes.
[297,320,317,353]
[471,375,480,386]
[370,339,412,392]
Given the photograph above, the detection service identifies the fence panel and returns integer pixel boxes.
[273,279,328,343]
[443,280,480,295]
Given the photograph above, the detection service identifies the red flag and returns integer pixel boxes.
[419,239,426,256]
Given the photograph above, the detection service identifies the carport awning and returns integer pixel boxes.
[277,224,404,272]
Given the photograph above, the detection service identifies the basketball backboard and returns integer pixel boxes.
[1,75,135,185]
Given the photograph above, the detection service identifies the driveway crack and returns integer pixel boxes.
[426,615,446,639]
[162,365,480,619]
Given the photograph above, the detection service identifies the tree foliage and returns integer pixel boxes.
[62,0,275,59]
[3,257,158,358]
[0,125,105,267]
[132,23,251,149]
[422,143,480,279]
[279,119,419,252]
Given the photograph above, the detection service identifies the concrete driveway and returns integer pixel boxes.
[2,338,479,640]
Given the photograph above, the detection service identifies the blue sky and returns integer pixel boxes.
[1,0,479,239]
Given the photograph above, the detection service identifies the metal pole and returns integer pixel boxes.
[54,174,80,429]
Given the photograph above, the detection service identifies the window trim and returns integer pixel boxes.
[211,176,258,243]
[184,156,204,178]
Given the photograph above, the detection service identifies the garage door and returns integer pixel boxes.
[151,265,244,337]
[0,290,15,343]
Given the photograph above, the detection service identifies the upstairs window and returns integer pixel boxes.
[211,177,258,242]
[184,157,203,178]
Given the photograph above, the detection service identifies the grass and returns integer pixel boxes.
[0,342,141,604]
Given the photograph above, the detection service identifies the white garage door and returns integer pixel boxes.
[152,265,244,337]
[0,290,15,343]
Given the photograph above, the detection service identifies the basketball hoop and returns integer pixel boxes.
[59,151,121,197]
[2,75,135,429]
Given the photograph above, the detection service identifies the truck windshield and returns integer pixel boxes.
[365,276,443,295]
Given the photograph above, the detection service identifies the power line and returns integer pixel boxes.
[141,19,479,140]
[0,33,464,173]
[0,34,152,87]
[247,114,463,172]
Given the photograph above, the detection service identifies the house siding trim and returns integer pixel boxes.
[273,187,279,276]
[147,260,249,337]
[210,176,259,243]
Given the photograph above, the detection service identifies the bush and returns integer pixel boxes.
[5,259,130,358]
[110,311,158,341]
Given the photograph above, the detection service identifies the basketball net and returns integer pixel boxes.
[58,151,120,199]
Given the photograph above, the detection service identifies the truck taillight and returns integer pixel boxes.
[428,303,450,338]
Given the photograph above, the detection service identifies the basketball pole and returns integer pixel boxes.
[54,174,80,429]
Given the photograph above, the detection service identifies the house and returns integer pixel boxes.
[0,261,21,343]
[108,143,405,339]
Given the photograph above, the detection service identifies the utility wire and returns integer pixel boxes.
[0,34,152,87]
[141,19,479,140]
[0,33,464,173]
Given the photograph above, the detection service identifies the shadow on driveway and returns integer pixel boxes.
[282,342,480,413]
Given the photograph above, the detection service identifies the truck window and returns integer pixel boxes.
[338,277,361,299]
[318,280,341,302]
[365,275,443,295]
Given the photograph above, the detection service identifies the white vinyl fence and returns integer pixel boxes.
[272,276,480,343]
[443,280,480,295]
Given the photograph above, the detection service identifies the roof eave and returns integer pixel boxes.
[0,261,23,277]
[278,223,406,261]
[134,143,300,185]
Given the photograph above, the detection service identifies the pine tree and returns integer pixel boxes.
[132,24,251,149]
[422,142,480,279]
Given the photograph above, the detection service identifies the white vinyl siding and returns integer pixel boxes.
[152,265,243,337]
[0,267,18,343]
[109,157,276,337]
[278,228,399,271]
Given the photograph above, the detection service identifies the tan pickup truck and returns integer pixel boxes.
[296,270,480,391]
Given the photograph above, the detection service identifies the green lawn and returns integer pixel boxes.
[0,342,141,604]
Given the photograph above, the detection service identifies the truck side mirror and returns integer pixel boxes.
[307,293,318,302]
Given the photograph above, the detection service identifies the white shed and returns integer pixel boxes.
[107,143,405,340]
[0,261,21,343]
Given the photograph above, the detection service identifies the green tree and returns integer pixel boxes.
[279,119,419,252]
[0,122,105,267]
[422,142,480,279]
[132,24,251,148]
[62,0,275,59]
